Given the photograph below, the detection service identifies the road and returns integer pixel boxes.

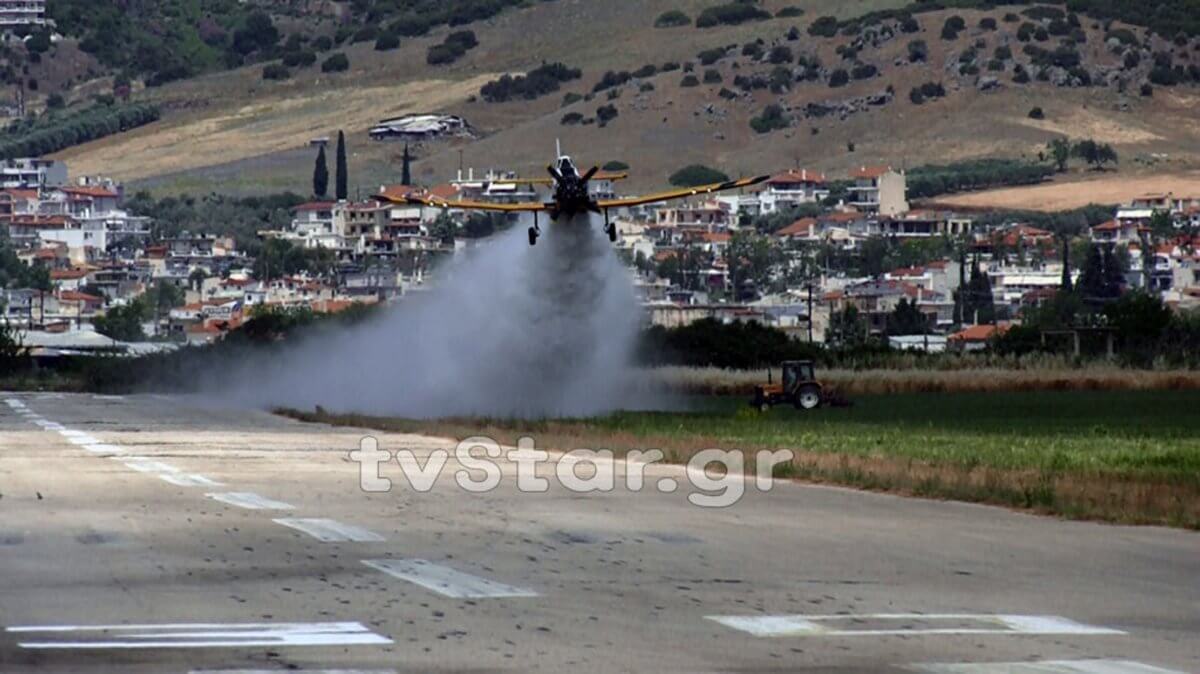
[0,392,1196,673]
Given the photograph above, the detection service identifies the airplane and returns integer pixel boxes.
[379,143,770,246]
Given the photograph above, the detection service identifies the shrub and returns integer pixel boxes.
[480,62,582,102]
[1141,82,1154,96]
[941,16,965,40]
[262,63,291,80]
[1013,65,1031,83]
[749,104,790,133]
[777,6,804,18]
[321,52,349,72]
[768,45,794,64]
[670,164,730,187]
[1029,106,1045,119]
[696,2,770,28]
[655,10,691,28]
[851,63,877,79]
[282,50,317,67]
[808,16,839,38]
[980,17,997,30]
[593,70,631,92]
[829,68,849,87]
[680,74,700,87]
[596,103,618,126]
[560,112,583,125]
[0,101,161,159]
[374,32,400,51]
[698,47,727,65]
[908,81,945,104]
[703,68,723,83]
[633,64,657,78]
[900,16,920,33]
[312,36,333,51]
[995,45,1013,61]
[562,92,582,105]
[907,39,928,63]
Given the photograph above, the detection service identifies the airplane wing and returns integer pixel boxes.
[381,193,549,212]
[596,175,770,209]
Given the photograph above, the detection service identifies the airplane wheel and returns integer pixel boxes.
[528,227,538,246]
[607,225,617,243]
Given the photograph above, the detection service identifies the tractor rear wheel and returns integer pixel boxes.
[528,226,539,246]
[795,386,821,411]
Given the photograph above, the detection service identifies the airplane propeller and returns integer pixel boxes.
[547,165,564,182]
[580,166,599,183]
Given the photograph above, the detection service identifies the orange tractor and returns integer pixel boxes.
[751,360,824,412]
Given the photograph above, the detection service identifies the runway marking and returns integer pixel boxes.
[64,435,103,446]
[705,614,1126,638]
[363,559,538,598]
[205,492,295,510]
[81,443,123,455]
[907,660,1185,673]
[274,518,385,543]
[158,473,224,487]
[7,621,393,649]
[92,395,126,400]
[120,459,182,474]
[5,399,25,408]
[191,670,397,674]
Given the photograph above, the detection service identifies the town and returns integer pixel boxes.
[2,140,1198,360]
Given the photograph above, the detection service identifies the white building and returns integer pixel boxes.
[0,1,47,30]
[848,165,908,217]
[758,169,829,214]
[0,158,66,190]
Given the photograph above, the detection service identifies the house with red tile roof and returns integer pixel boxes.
[848,165,908,217]
[758,169,829,214]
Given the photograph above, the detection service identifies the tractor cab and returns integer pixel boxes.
[752,360,823,412]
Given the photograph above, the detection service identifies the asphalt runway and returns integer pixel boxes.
[0,392,1196,673]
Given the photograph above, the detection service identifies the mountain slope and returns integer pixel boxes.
[51,0,1200,200]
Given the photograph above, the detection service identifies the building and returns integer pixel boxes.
[368,114,470,141]
[0,0,47,30]
[847,165,908,217]
[654,200,733,232]
[875,210,974,238]
[758,169,829,214]
[0,158,66,190]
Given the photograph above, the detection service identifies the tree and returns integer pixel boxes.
[335,130,348,201]
[886,298,928,335]
[827,305,868,347]
[727,231,780,299]
[1072,139,1118,170]
[429,212,457,245]
[321,53,350,73]
[1048,137,1072,172]
[1078,243,1123,305]
[93,300,148,342]
[312,145,329,198]
[669,164,729,187]
[0,309,28,373]
[961,258,996,324]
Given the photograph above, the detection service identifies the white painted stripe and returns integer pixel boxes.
[273,518,385,543]
[363,559,537,598]
[158,473,224,487]
[8,621,392,649]
[205,492,294,510]
[908,660,1185,674]
[58,429,91,438]
[92,395,125,400]
[121,459,181,474]
[705,614,1125,637]
[82,443,123,455]
[65,435,102,446]
[192,670,396,674]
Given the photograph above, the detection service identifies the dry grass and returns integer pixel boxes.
[935,170,1200,212]
[278,388,1200,529]
[648,365,1200,396]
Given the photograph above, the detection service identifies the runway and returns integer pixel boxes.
[0,392,1196,673]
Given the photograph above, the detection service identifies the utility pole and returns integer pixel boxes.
[806,282,814,343]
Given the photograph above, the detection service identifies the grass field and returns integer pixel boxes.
[281,389,1200,529]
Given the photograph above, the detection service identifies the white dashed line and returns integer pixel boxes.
[907,660,1185,674]
[120,459,182,474]
[192,670,396,674]
[273,518,385,543]
[705,614,1126,637]
[157,473,224,487]
[205,492,295,510]
[7,621,393,649]
[363,559,538,598]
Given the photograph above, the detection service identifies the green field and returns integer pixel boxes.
[283,390,1200,529]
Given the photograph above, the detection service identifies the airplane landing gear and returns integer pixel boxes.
[528,212,541,246]
[603,208,617,243]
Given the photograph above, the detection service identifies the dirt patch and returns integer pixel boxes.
[1016,107,1164,145]
[935,170,1200,211]
[53,75,497,182]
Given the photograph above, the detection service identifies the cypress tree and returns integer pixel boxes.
[401,143,412,186]
[335,130,348,201]
[313,144,329,198]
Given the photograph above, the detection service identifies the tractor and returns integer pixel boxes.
[751,360,823,412]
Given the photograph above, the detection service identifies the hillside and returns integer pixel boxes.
[45,0,1200,201]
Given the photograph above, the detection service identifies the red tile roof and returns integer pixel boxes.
[59,186,119,199]
[949,323,1010,342]
[58,290,103,303]
[50,268,89,280]
[1091,219,1121,231]
[766,169,826,185]
[850,165,892,179]
[294,201,336,212]
[776,217,817,237]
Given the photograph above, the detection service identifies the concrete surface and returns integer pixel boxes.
[0,392,1196,673]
